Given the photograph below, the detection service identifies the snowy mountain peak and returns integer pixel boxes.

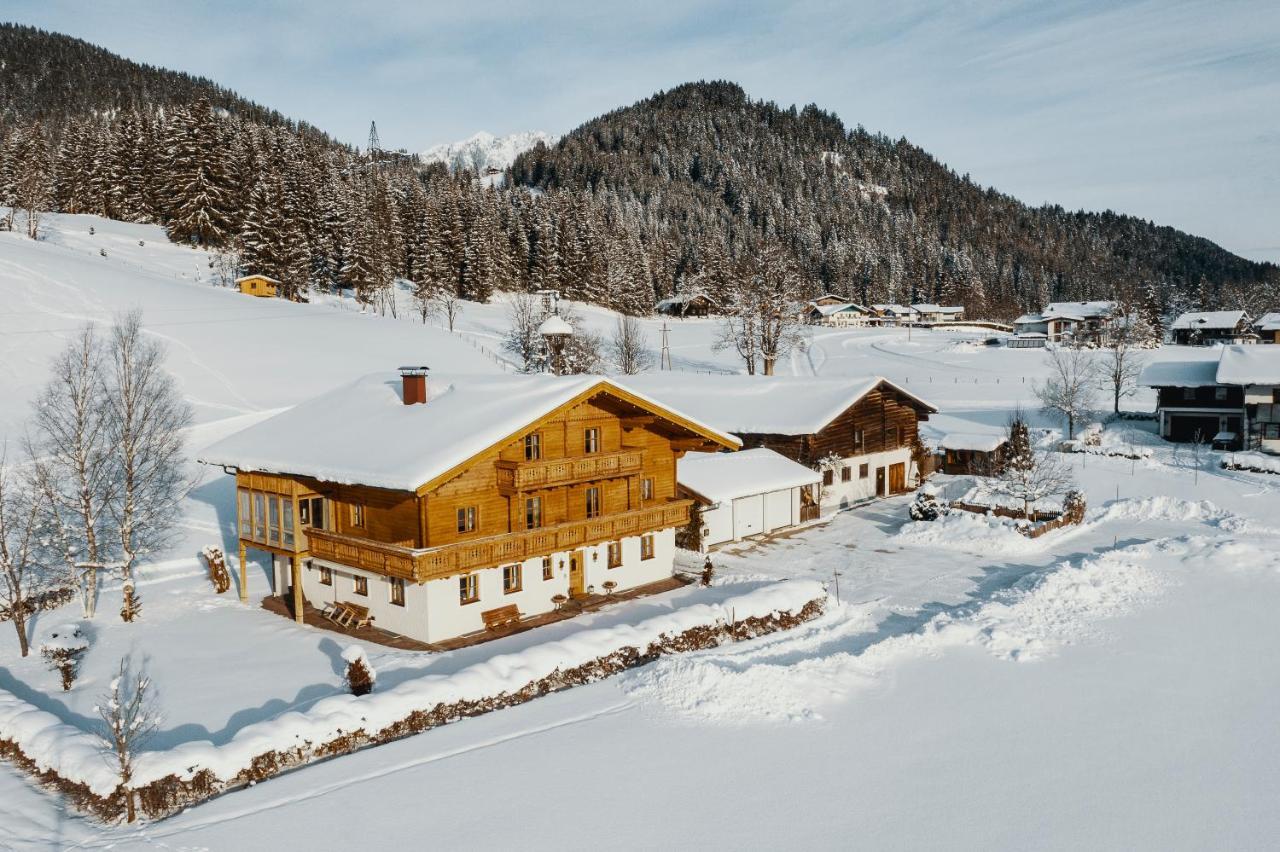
[419,130,556,173]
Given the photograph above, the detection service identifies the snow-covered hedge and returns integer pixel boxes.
[0,580,825,822]
[1222,451,1280,475]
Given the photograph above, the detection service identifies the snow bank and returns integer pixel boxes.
[625,542,1171,723]
[0,580,824,815]
[895,510,1060,555]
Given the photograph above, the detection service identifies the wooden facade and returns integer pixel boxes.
[737,383,930,469]
[237,274,279,297]
[230,385,730,622]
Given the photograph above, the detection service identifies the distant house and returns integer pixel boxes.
[938,433,1008,475]
[1170,311,1255,346]
[236,274,280,298]
[1141,346,1280,452]
[1013,301,1120,345]
[656,293,717,317]
[808,293,851,308]
[627,374,937,509]
[911,304,965,323]
[200,369,737,644]
[677,449,822,550]
[1255,313,1280,344]
[807,301,872,327]
[869,304,919,326]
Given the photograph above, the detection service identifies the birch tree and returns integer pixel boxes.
[611,315,653,374]
[1099,316,1150,415]
[104,311,193,621]
[0,454,47,657]
[27,325,114,618]
[1036,347,1098,439]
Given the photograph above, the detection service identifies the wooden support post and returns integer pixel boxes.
[238,542,248,603]
[291,555,304,624]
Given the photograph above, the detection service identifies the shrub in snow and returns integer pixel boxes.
[201,546,231,594]
[1062,490,1087,525]
[701,556,715,587]
[909,491,944,522]
[342,645,376,696]
[120,580,141,623]
[40,623,90,691]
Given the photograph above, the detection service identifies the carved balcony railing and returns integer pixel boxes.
[495,450,643,494]
[305,500,692,583]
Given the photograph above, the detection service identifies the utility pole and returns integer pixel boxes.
[660,322,672,370]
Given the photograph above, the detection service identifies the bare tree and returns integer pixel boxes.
[412,280,441,325]
[27,325,114,618]
[712,246,804,375]
[502,293,545,372]
[435,288,464,332]
[0,454,47,657]
[611,315,653,374]
[207,247,241,288]
[1035,347,1098,439]
[713,305,760,375]
[1099,315,1150,414]
[95,658,160,823]
[984,444,1075,519]
[104,311,193,622]
[558,306,605,374]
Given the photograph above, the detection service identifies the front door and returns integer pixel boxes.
[888,462,906,494]
[569,551,586,597]
[875,467,886,497]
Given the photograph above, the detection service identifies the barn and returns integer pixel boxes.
[677,449,822,550]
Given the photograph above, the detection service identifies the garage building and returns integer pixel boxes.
[677,449,822,551]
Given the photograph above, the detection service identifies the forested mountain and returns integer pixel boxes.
[513,81,1277,319]
[1,25,1274,321]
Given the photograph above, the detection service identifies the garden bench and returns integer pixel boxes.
[481,604,522,631]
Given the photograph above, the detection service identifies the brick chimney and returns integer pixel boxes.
[398,366,429,405]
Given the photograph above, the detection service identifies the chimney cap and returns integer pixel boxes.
[398,365,430,376]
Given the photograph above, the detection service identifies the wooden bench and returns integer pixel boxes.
[481,604,522,631]
[324,601,374,630]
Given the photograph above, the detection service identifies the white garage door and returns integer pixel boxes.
[764,489,793,531]
[732,494,765,540]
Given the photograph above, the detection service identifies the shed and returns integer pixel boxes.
[656,293,718,317]
[236,274,280,298]
[938,433,1009,475]
[677,449,822,550]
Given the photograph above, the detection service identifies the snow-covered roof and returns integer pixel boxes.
[538,314,573,336]
[200,373,739,491]
[677,448,820,505]
[656,293,716,308]
[1170,310,1248,331]
[940,433,1008,453]
[1139,359,1221,388]
[1043,301,1115,319]
[911,304,963,314]
[870,304,916,315]
[1013,313,1044,325]
[623,374,937,436]
[811,302,868,316]
[1216,345,1280,385]
[235,274,281,284]
[1256,312,1280,331]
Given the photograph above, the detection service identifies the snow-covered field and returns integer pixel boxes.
[2,213,1279,850]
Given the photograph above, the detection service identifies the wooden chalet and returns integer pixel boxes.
[627,375,938,510]
[236,274,280,297]
[656,293,717,317]
[200,369,738,643]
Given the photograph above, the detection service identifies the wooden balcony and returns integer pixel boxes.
[306,500,693,583]
[495,450,643,494]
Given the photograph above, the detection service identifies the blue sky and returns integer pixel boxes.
[9,0,1280,262]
